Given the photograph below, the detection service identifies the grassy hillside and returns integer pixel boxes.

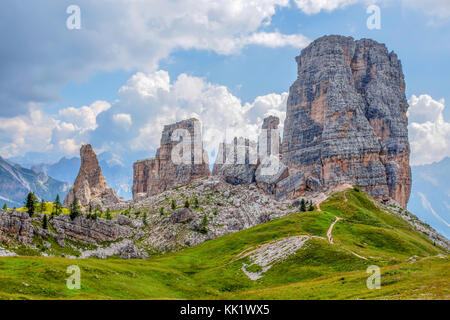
[0,188,448,300]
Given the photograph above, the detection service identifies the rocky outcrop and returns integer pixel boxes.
[255,116,288,193]
[50,214,132,244]
[0,210,34,244]
[133,176,295,253]
[132,118,210,199]
[280,35,411,207]
[212,137,258,185]
[63,144,120,209]
[213,116,285,189]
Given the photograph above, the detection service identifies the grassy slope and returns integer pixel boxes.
[0,189,448,300]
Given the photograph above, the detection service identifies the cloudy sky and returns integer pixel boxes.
[0,0,450,168]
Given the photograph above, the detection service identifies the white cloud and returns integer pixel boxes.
[119,71,170,98]
[294,0,360,14]
[0,101,112,159]
[112,113,133,128]
[0,109,55,158]
[58,101,111,132]
[233,31,311,51]
[408,94,450,165]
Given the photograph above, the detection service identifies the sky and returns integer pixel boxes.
[0,0,449,170]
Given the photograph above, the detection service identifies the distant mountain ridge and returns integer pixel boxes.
[0,157,70,208]
[35,157,80,185]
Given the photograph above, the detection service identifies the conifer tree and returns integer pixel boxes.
[300,198,306,212]
[25,192,37,217]
[54,194,62,215]
[42,214,48,229]
[69,196,81,220]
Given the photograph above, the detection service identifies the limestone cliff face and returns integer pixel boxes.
[63,144,120,208]
[132,118,210,199]
[281,35,411,207]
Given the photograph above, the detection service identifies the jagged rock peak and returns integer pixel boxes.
[132,118,210,199]
[281,35,411,207]
[63,144,119,208]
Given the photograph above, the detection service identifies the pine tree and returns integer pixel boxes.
[308,201,314,211]
[69,196,81,220]
[42,214,48,229]
[171,199,176,210]
[25,192,37,217]
[2,203,7,210]
[184,199,190,208]
[300,198,306,212]
[54,194,62,215]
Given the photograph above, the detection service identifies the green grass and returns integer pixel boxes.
[0,189,448,300]
[16,202,70,216]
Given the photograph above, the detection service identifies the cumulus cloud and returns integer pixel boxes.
[58,101,111,132]
[0,110,55,158]
[113,71,288,162]
[407,94,450,165]
[0,101,111,159]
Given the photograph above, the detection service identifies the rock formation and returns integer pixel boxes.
[280,35,411,207]
[132,118,210,199]
[212,116,288,191]
[212,137,258,185]
[63,144,120,208]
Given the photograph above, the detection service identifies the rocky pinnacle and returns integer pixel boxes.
[63,144,120,208]
[281,35,411,207]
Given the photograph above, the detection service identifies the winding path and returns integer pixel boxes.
[327,217,341,244]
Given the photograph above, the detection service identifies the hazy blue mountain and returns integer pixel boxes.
[408,157,450,239]
[35,157,80,185]
[0,157,70,208]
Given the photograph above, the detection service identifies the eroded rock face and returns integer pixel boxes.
[212,137,258,185]
[50,215,132,244]
[213,116,284,189]
[281,35,411,207]
[132,118,210,199]
[63,144,120,208]
[0,211,34,244]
